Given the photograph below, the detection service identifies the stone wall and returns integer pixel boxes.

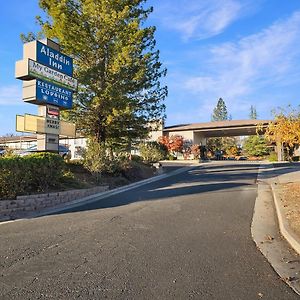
[0,185,109,221]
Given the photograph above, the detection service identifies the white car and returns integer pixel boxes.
[18,145,71,159]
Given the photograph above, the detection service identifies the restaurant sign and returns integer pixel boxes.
[28,59,77,91]
[23,79,73,109]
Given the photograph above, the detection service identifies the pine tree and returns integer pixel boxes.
[29,0,167,146]
[249,105,257,119]
[209,98,236,155]
[243,135,269,157]
[211,98,229,121]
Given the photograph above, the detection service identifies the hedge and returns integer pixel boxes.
[0,153,65,199]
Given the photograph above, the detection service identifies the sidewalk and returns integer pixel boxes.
[271,168,300,255]
[260,163,300,255]
[252,163,300,295]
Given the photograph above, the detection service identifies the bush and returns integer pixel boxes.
[83,138,124,181]
[268,152,278,162]
[83,139,110,181]
[2,148,16,158]
[0,153,65,199]
[139,142,167,163]
[131,154,143,162]
[121,160,155,181]
[191,144,200,159]
[243,136,270,157]
[167,154,177,160]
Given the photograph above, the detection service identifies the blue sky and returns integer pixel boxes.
[1,0,300,135]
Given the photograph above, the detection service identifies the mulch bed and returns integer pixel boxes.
[278,182,300,239]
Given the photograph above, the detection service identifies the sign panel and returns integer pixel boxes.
[16,115,27,132]
[45,104,60,135]
[24,114,46,133]
[16,114,75,137]
[15,39,77,145]
[28,59,77,91]
[36,79,73,108]
[60,120,76,137]
[16,59,77,91]
[36,41,73,76]
[47,105,60,118]
[22,79,73,109]
[45,117,60,135]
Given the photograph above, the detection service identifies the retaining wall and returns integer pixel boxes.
[0,185,109,221]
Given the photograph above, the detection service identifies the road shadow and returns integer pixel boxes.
[50,163,262,216]
[6,161,300,221]
[54,181,253,215]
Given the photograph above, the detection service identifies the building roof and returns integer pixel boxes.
[163,119,271,132]
[163,119,272,137]
[0,135,37,143]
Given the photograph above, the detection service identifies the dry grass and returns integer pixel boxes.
[279,182,300,238]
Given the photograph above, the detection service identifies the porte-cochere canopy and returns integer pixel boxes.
[163,120,271,138]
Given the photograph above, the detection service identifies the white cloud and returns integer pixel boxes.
[154,0,252,40]
[182,11,300,116]
[0,85,22,105]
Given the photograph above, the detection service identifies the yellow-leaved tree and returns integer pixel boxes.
[263,107,300,161]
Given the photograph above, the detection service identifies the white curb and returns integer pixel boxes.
[271,183,300,255]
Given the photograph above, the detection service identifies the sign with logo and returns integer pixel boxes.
[36,41,73,76]
[23,79,73,109]
[47,105,60,118]
[16,59,77,91]
[45,117,60,134]
[15,39,77,146]
[37,80,73,108]
[28,59,77,90]
[45,105,60,134]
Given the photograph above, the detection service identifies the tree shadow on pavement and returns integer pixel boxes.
[54,181,253,216]
[19,162,300,220]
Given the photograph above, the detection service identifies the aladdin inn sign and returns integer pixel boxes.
[16,39,77,109]
[15,39,76,151]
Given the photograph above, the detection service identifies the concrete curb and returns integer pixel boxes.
[271,183,300,255]
[0,164,197,224]
[251,164,300,295]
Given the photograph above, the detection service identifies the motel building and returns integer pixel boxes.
[0,119,278,160]
[0,135,86,160]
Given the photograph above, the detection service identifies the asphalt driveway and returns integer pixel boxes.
[0,162,298,299]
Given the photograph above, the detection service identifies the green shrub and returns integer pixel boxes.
[83,139,109,182]
[0,153,65,199]
[268,152,278,162]
[2,148,16,158]
[243,136,270,157]
[131,154,143,162]
[83,138,124,181]
[139,142,167,163]
[167,154,177,160]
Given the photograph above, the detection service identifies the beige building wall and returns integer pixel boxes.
[193,132,207,145]
[165,130,194,141]
[164,130,207,145]
[148,130,163,142]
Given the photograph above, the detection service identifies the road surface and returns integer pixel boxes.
[0,162,298,299]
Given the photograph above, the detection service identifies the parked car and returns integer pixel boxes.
[0,149,6,156]
[18,145,71,160]
[237,156,248,161]
[227,156,236,160]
